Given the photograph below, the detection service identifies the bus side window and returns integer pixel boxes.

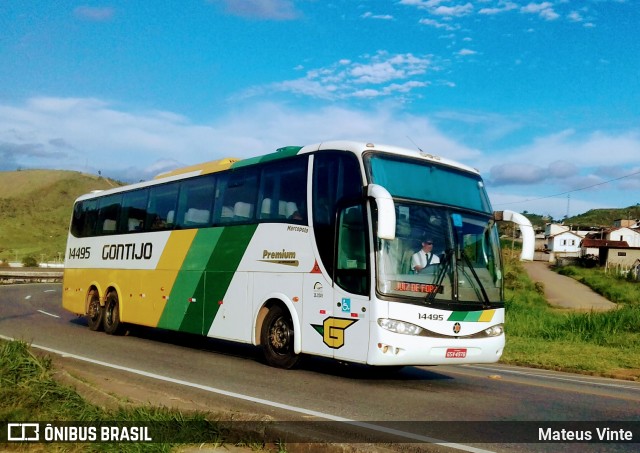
[120,189,148,233]
[258,157,308,223]
[71,199,99,237]
[215,168,258,224]
[176,175,215,229]
[146,183,179,231]
[97,194,122,235]
[312,152,364,280]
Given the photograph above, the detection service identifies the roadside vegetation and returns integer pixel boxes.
[555,265,640,305]
[0,340,277,452]
[500,249,640,380]
[0,170,122,264]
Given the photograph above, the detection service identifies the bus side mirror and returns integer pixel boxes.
[494,210,535,261]
[367,184,396,240]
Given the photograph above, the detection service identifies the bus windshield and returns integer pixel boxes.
[366,153,492,214]
[365,154,503,307]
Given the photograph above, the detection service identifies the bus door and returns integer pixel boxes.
[330,203,370,364]
[303,203,370,362]
[303,271,335,358]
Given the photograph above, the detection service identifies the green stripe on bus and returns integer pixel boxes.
[448,311,481,322]
[231,146,302,168]
[447,310,495,322]
[200,224,258,333]
[159,225,258,334]
[158,228,225,331]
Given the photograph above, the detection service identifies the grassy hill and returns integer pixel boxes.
[514,207,640,230]
[0,170,123,264]
[565,205,640,227]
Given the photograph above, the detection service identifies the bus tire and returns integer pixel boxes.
[260,305,299,369]
[103,291,123,335]
[86,290,103,331]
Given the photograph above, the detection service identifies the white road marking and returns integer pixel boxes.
[37,310,60,318]
[0,334,492,453]
[461,364,640,391]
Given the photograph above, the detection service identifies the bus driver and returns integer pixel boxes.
[412,237,440,273]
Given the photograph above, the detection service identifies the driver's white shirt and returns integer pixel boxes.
[411,249,440,270]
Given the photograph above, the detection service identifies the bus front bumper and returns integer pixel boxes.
[367,328,505,366]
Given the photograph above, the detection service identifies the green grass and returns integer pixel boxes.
[500,250,640,380]
[0,170,122,263]
[0,340,275,452]
[556,265,640,305]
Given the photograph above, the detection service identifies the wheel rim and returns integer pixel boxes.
[88,299,101,323]
[105,298,117,328]
[269,316,292,355]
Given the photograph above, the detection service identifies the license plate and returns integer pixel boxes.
[446,348,467,358]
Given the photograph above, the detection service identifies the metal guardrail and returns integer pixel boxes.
[0,268,63,284]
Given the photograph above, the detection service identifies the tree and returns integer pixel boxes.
[22,256,39,268]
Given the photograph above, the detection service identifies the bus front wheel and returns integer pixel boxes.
[261,305,299,369]
[103,291,123,335]
[86,290,103,331]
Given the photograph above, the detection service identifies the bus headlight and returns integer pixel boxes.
[484,324,504,337]
[378,318,423,336]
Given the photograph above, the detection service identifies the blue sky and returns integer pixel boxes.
[1,0,638,220]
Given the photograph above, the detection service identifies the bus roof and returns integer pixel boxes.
[154,157,241,179]
[154,141,479,179]
[298,140,480,175]
[73,140,479,202]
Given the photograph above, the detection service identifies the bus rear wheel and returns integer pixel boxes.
[261,305,299,369]
[103,291,123,335]
[86,290,103,331]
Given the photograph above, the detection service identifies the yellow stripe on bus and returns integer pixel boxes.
[157,230,198,270]
[478,310,495,322]
[135,230,200,326]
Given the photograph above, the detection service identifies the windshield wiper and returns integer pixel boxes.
[425,249,453,304]
[459,250,491,307]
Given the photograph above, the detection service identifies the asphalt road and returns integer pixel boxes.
[1,283,638,453]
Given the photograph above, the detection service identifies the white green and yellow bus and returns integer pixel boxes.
[63,141,533,369]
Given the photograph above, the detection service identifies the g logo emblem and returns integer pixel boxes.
[453,322,461,334]
[312,317,358,349]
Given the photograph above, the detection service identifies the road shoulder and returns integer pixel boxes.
[523,261,617,311]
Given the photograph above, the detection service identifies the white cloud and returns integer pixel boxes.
[362,12,394,20]
[507,129,640,168]
[0,97,481,180]
[490,163,547,185]
[244,51,434,100]
[398,0,450,9]
[418,18,458,31]
[458,48,477,56]
[521,2,559,20]
[432,2,474,17]
[567,11,583,22]
[480,128,640,217]
[73,6,115,21]
[478,2,518,15]
[208,0,300,20]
